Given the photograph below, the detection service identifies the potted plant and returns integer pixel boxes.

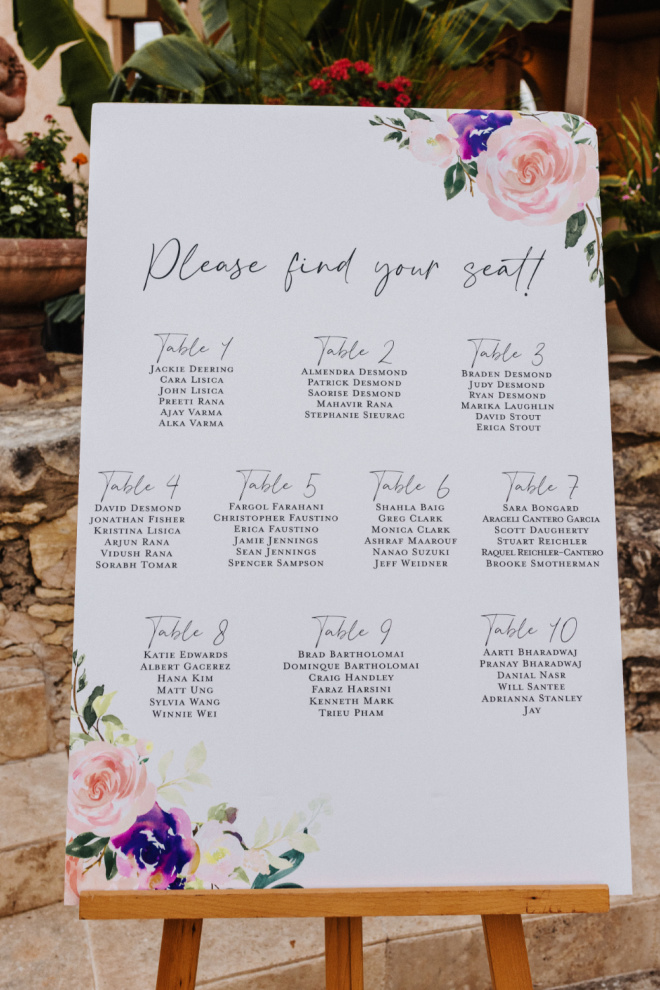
[0,115,87,386]
[601,84,660,350]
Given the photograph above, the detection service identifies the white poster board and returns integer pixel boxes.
[65,104,631,904]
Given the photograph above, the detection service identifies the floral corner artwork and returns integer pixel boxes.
[65,651,330,904]
[371,108,603,286]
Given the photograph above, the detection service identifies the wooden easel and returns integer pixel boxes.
[80,884,609,990]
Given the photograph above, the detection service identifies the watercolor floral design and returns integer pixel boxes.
[371,108,604,286]
[65,651,330,905]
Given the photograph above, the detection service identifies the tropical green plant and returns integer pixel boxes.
[112,0,569,106]
[12,0,113,142]
[600,83,660,303]
[13,0,570,134]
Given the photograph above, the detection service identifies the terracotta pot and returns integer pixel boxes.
[0,238,87,385]
[617,259,660,352]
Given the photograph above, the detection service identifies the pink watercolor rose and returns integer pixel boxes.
[194,821,244,886]
[407,115,459,168]
[475,116,599,225]
[64,855,140,906]
[67,741,156,837]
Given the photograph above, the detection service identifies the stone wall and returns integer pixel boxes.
[0,357,80,764]
[612,359,660,729]
[3,355,660,771]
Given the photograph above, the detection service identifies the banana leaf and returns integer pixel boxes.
[431,0,570,67]
[121,35,228,100]
[201,0,230,37]
[13,0,113,141]
[227,0,331,65]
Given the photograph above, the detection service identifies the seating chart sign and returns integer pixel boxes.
[65,104,631,904]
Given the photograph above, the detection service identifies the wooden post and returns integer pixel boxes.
[565,0,595,117]
[155,918,203,990]
[482,915,533,990]
[325,917,364,990]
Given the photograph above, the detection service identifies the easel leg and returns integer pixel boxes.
[481,915,533,990]
[155,918,203,990]
[325,917,364,990]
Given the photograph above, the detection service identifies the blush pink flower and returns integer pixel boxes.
[194,821,244,886]
[64,855,141,905]
[407,116,459,168]
[244,847,269,875]
[475,117,599,225]
[64,854,84,905]
[67,742,156,837]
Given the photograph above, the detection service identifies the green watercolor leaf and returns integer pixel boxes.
[404,108,432,121]
[233,866,250,885]
[444,162,466,201]
[253,817,269,848]
[82,686,104,729]
[114,733,138,746]
[265,850,293,870]
[208,802,237,823]
[185,741,207,774]
[158,785,187,806]
[289,831,320,854]
[101,714,122,727]
[565,210,587,248]
[92,691,117,719]
[187,771,212,786]
[104,847,118,880]
[158,749,174,782]
[251,848,304,889]
[66,833,106,859]
[584,240,596,264]
[77,672,87,692]
[69,731,94,746]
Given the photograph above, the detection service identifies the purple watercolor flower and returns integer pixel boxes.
[448,109,514,160]
[112,803,197,889]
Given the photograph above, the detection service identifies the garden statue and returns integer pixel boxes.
[0,37,26,160]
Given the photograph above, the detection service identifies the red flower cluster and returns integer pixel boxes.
[321,57,353,81]
[30,161,46,172]
[309,76,334,95]
[377,75,412,108]
[302,60,414,108]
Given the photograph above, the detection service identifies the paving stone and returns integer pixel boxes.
[0,902,94,990]
[550,971,660,990]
